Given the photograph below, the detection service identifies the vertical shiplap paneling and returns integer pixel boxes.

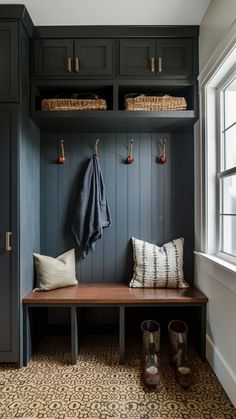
[41,131,194,285]
[173,132,194,282]
[151,134,164,246]
[102,134,117,322]
[103,133,116,283]
[42,133,59,257]
[40,133,46,254]
[139,134,152,242]
[163,133,175,244]
[91,134,105,283]
[115,134,128,282]
[70,132,84,280]
[20,123,40,294]
[78,134,94,283]
[57,134,71,255]
[127,133,140,280]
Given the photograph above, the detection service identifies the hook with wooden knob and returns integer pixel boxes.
[58,140,66,164]
[94,138,100,158]
[159,138,167,164]
[126,139,135,164]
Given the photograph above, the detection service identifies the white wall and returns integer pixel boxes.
[0,0,210,26]
[195,255,236,406]
[199,0,236,70]
[197,0,236,406]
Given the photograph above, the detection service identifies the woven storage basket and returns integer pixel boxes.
[124,95,187,111]
[41,98,107,111]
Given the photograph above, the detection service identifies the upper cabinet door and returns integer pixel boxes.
[33,39,114,77]
[156,39,193,79]
[119,38,193,79]
[74,39,114,77]
[119,39,156,77]
[33,39,74,77]
[0,22,18,102]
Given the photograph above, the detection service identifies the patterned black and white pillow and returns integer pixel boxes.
[129,237,188,288]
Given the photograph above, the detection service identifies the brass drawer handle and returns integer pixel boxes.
[67,57,72,72]
[150,57,155,73]
[75,57,80,73]
[157,57,163,73]
[5,232,12,251]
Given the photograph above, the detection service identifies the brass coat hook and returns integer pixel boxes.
[94,138,100,158]
[159,138,167,164]
[126,139,134,164]
[58,140,65,164]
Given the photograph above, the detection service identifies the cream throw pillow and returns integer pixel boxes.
[33,249,78,291]
[129,237,188,289]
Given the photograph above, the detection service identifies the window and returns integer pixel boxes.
[217,72,236,262]
[197,19,236,286]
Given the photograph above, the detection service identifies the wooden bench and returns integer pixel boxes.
[22,283,208,366]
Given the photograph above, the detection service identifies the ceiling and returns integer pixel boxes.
[0,0,211,26]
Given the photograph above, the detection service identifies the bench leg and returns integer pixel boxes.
[71,306,78,365]
[200,303,207,361]
[119,306,125,365]
[23,305,29,367]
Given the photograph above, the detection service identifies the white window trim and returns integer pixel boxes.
[198,18,236,279]
[194,251,236,293]
[216,67,236,264]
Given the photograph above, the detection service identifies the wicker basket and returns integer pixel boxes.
[124,95,187,111]
[41,98,107,111]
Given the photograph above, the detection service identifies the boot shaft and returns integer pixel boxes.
[141,320,160,354]
[168,319,188,366]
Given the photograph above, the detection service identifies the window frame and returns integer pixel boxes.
[196,18,236,290]
[216,67,236,264]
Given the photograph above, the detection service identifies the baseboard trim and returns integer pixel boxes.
[206,334,236,407]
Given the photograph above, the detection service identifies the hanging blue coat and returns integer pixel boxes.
[71,155,111,258]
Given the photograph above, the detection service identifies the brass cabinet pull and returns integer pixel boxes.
[5,232,12,251]
[157,57,163,73]
[150,57,155,73]
[75,57,80,73]
[67,57,72,72]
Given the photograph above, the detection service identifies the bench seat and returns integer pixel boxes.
[23,283,208,304]
[22,284,208,366]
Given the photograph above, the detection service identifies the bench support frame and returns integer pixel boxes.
[23,302,207,367]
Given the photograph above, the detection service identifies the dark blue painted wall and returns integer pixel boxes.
[40,132,194,287]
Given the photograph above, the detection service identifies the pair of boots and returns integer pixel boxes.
[141,319,192,388]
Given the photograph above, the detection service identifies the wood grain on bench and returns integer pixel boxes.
[22,284,208,305]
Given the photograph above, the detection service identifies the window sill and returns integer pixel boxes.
[194,252,236,293]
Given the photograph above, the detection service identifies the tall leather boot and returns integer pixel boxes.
[168,319,193,388]
[141,320,160,387]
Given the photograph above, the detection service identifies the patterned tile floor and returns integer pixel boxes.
[0,335,235,419]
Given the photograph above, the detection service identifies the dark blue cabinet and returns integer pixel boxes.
[119,38,193,79]
[0,105,19,362]
[33,39,114,77]
[0,7,35,365]
[0,22,18,102]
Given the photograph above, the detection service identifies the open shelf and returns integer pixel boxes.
[118,85,194,111]
[32,83,114,111]
[30,110,196,132]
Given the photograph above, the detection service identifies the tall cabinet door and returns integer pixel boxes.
[0,22,18,102]
[0,106,18,362]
